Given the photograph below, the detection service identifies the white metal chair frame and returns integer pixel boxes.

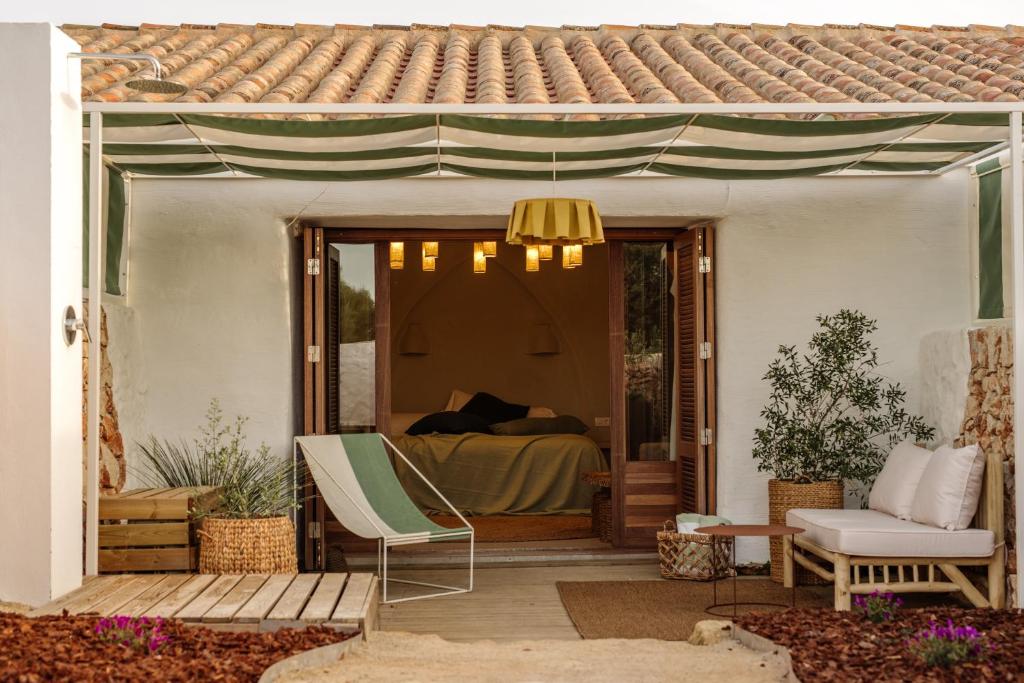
[294,435,474,604]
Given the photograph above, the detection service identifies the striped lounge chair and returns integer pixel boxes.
[295,433,474,603]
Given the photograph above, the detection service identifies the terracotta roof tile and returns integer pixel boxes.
[64,23,1024,111]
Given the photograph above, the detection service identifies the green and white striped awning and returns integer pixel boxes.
[86,112,1009,180]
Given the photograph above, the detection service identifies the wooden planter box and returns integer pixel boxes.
[98,487,221,573]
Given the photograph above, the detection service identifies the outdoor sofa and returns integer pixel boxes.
[783,444,1005,611]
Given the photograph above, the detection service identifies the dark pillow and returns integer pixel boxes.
[406,411,492,436]
[490,415,589,436]
[458,391,529,424]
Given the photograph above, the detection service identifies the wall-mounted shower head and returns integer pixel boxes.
[68,52,188,96]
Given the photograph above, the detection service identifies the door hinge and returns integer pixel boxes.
[700,428,713,446]
[307,258,320,276]
[307,345,321,363]
[699,341,712,360]
[698,256,711,274]
[308,522,321,539]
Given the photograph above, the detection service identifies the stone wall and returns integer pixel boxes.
[82,304,125,494]
[956,326,1015,589]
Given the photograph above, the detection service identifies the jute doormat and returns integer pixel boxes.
[432,514,595,543]
[556,579,830,640]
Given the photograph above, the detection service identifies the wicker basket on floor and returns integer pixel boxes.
[198,516,298,574]
[657,520,733,581]
[768,479,843,584]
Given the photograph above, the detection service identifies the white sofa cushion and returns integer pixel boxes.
[910,444,985,531]
[868,441,933,520]
[787,508,994,558]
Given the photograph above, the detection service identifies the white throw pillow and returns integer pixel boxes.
[910,444,986,530]
[868,441,933,520]
[527,406,557,418]
[444,389,474,412]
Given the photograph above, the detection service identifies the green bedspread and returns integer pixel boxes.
[391,433,605,515]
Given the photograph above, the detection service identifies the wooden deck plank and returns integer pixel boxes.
[331,573,374,624]
[300,573,347,622]
[234,574,296,623]
[98,522,189,548]
[174,575,243,621]
[202,575,269,623]
[142,574,218,618]
[91,575,166,616]
[62,575,141,615]
[266,573,321,621]
[27,576,120,616]
[119,575,193,617]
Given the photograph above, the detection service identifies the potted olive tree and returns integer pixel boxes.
[136,400,298,574]
[753,310,933,583]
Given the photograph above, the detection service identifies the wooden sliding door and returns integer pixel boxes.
[609,227,716,548]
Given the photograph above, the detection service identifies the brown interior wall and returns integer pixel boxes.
[390,242,610,430]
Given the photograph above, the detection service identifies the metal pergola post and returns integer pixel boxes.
[1010,111,1024,604]
[85,111,103,576]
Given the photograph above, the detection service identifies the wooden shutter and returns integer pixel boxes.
[675,226,716,514]
[302,226,327,570]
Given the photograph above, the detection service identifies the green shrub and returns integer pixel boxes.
[135,399,296,519]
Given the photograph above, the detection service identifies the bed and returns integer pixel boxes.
[391,432,605,515]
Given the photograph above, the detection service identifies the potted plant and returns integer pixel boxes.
[136,399,298,574]
[752,310,933,582]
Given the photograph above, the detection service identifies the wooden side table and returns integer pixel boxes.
[581,471,612,542]
[695,524,804,618]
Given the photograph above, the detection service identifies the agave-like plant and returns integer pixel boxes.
[134,399,296,519]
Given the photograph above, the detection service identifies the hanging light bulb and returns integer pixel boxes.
[538,244,553,260]
[473,243,487,274]
[525,245,540,272]
[389,242,405,270]
[423,255,436,272]
[561,245,573,269]
[570,244,583,268]
[482,241,497,258]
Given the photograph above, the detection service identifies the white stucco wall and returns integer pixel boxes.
[0,24,83,604]
[116,172,971,561]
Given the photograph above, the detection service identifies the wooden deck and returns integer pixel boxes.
[29,573,378,635]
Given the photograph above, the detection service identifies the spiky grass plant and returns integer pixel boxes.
[135,399,296,519]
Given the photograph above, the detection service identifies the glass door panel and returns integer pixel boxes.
[327,243,376,433]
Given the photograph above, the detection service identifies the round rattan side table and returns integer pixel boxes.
[694,524,804,619]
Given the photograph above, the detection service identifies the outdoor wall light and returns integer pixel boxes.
[482,241,497,258]
[538,244,553,261]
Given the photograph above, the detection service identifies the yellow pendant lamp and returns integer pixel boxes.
[506,198,602,270]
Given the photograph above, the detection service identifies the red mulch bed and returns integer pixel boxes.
[738,607,1024,682]
[0,611,356,682]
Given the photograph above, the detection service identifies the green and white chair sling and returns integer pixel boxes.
[295,433,474,603]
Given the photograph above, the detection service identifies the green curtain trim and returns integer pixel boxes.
[648,161,852,179]
[850,160,947,172]
[226,162,438,180]
[81,155,127,296]
[84,113,181,128]
[688,112,942,137]
[181,113,436,138]
[977,157,1005,319]
[440,162,647,180]
[440,113,693,138]
[114,162,229,175]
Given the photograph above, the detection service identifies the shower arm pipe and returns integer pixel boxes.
[68,52,164,80]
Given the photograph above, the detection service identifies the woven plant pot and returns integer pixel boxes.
[198,516,298,574]
[768,479,843,584]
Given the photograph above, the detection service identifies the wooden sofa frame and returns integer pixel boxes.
[783,448,1006,610]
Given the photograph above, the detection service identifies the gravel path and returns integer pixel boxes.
[279,631,791,682]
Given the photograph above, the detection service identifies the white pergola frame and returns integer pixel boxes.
[82,102,1024,607]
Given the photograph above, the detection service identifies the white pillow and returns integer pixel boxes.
[868,441,933,520]
[527,406,557,418]
[444,389,474,412]
[910,444,985,530]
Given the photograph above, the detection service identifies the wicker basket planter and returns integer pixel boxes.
[591,490,612,543]
[657,519,733,581]
[198,516,298,574]
[768,479,843,584]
